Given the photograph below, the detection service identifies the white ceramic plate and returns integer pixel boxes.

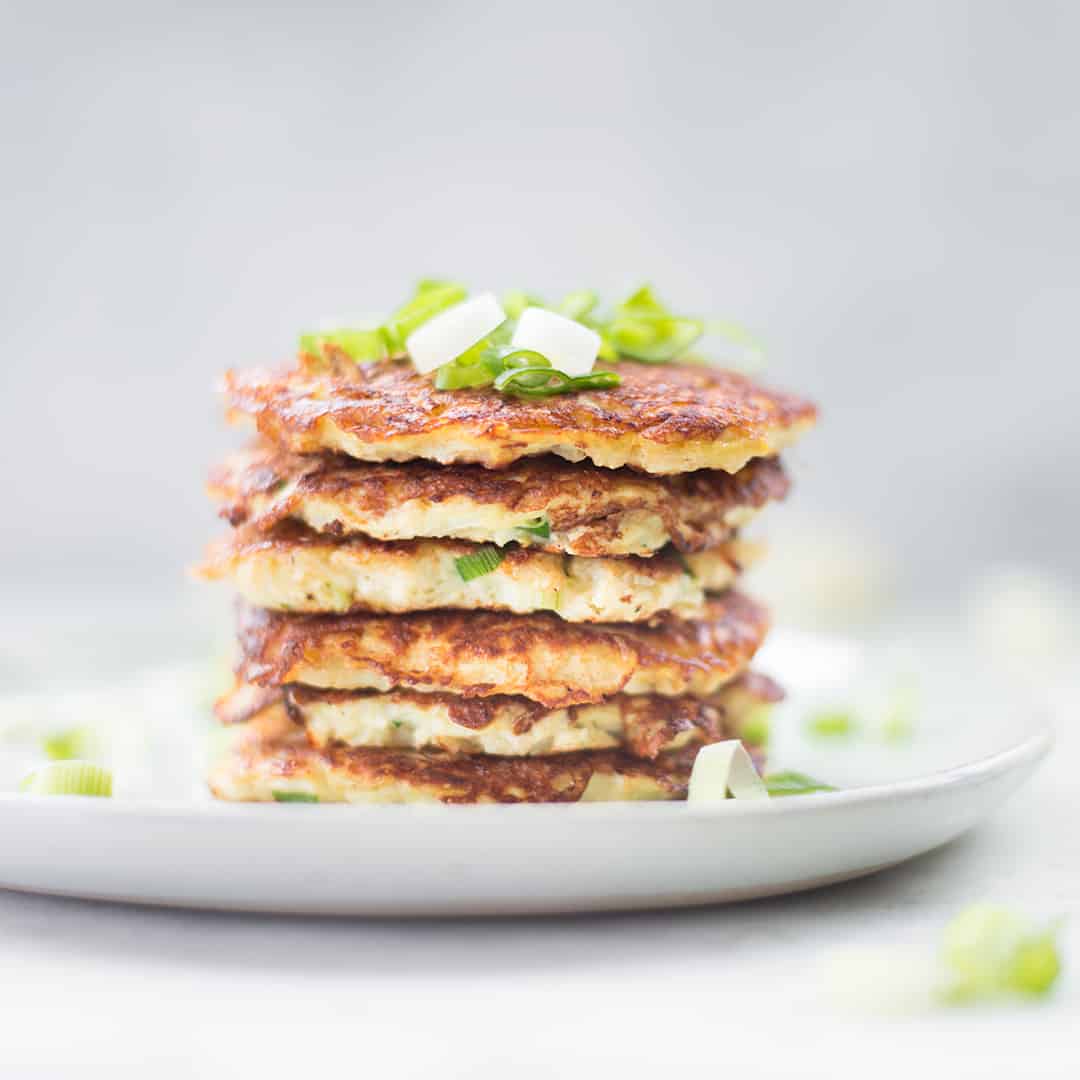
[0,631,1053,915]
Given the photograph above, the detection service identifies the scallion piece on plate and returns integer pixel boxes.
[763,770,836,796]
[454,545,505,582]
[271,790,319,803]
[20,761,113,798]
[806,708,858,739]
[686,740,769,803]
[42,727,98,762]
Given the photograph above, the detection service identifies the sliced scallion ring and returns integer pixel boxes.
[20,761,113,798]
[454,545,505,582]
[686,741,769,803]
[406,293,505,374]
[511,308,601,376]
[493,367,620,398]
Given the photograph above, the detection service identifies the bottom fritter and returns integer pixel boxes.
[209,707,768,804]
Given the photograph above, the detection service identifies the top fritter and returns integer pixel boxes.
[225,360,815,475]
[223,282,816,475]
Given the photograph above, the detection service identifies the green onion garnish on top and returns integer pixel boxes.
[299,279,468,363]
[20,761,113,798]
[381,280,468,354]
[454,545,505,582]
[602,285,705,364]
[298,280,762,395]
[493,366,620,398]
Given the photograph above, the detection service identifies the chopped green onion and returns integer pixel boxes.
[271,790,319,803]
[501,289,546,320]
[764,770,836,796]
[299,327,389,363]
[493,366,620,398]
[806,709,858,739]
[600,284,706,364]
[42,727,98,762]
[497,348,554,388]
[559,289,599,321]
[942,905,1062,1002]
[517,516,551,540]
[415,277,460,294]
[454,545,505,582]
[739,705,772,747]
[383,281,468,353]
[434,362,495,390]
[20,761,113,798]
[1007,931,1062,997]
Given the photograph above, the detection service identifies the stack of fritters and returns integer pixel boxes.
[200,358,816,803]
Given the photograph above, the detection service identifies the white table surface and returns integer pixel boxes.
[0,592,1075,1079]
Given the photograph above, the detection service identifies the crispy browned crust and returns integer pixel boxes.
[233,591,770,706]
[207,445,789,556]
[194,520,733,622]
[222,359,817,474]
[214,671,781,760]
[211,705,768,804]
[199,519,692,581]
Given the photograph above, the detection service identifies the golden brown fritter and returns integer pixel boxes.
[197,523,754,622]
[213,671,781,759]
[233,591,770,706]
[208,447,789,557]
[208,704,769,804]
[222,359,816,474]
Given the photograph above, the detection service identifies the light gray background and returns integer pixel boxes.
[2,0,1077,618]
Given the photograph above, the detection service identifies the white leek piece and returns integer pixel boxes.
[406,293,505,373]
[687,740,769,803]
[511,307,601,376]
